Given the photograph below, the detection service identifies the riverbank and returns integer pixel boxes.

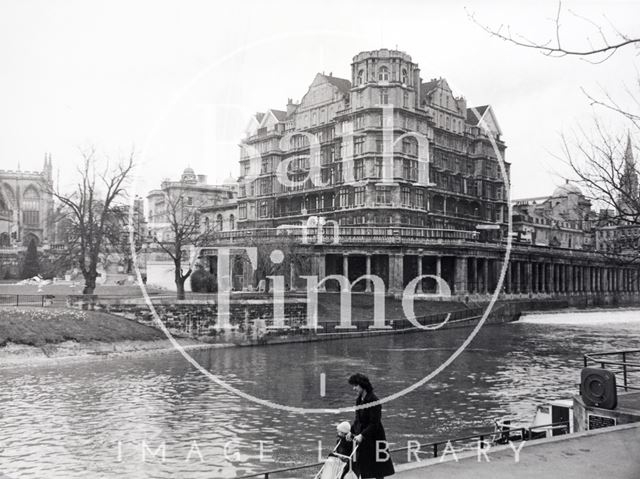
[0,337,233,368]
[0,307,232,368]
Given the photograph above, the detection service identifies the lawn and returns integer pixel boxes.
[0,307,165,347]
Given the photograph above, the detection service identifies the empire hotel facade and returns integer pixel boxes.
[205,49,640,298]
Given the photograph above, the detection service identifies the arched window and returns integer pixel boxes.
[216,214,223,231]
[401,69,408,84]
[378,66,389,82]
[229,214,235,230]
[204,216,210,231]
[357,69,364,85]
[22,186,40,226]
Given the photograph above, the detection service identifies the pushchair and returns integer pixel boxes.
[314,440,359,479]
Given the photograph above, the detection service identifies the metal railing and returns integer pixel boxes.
[584,349,640,392]
[0,293,163,308]
[236,421,569,479]
[0,294,57,307]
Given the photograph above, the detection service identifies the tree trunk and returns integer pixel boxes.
[175,259,186,300]
[176,278,185,300]
[83,275,96,295]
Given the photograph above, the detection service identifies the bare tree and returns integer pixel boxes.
[559,124,640,262]
[473,1,640,267]
[151,190,212,300]
[50,147,135,294]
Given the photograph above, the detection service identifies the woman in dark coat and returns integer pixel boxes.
[348,373,395,479]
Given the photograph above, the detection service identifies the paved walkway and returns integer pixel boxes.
[396,422,640,479]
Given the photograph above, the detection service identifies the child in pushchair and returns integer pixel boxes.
[315,421,358,479]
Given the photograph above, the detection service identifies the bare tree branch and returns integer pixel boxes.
[468,2,640,63]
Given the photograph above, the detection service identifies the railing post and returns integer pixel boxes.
[42,295,45,307]
[16,295,19,306]
[623,351,628,392]
[433,443,438,458]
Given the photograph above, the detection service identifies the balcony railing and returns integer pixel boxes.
[204,226,478,246]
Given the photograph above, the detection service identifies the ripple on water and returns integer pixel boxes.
[3,319,640,477]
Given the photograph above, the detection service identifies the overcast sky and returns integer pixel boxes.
[0,0,638,200]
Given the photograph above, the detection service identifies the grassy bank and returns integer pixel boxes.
[0,307,165,347]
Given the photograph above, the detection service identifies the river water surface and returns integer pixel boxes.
[2,309,640,478]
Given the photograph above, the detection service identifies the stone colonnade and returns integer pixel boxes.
[203,248,640,296]
[311,252,640,296]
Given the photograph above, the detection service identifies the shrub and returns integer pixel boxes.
[190,268,217,293]
[21,239,40,279]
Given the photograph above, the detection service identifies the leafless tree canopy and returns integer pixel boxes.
[469,1,640,64]
[561,124,638,221]
[151,189,212,299]
[473,1,640,264]
[50,147,135,294]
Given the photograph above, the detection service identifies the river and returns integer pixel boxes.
[2,309,640,478]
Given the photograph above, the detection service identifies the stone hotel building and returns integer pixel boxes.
[203,49,640,299]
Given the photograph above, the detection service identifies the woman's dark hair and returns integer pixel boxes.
[348,373,373,393]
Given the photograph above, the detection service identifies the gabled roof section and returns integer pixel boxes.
[421,79,440,97]
[258,109,286,129]
[244,113,264,136]
[466,105,502,136]
[271,109,287,121]
[466,105,489,124]
[297,73,351,111]
[321,74,351,95]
